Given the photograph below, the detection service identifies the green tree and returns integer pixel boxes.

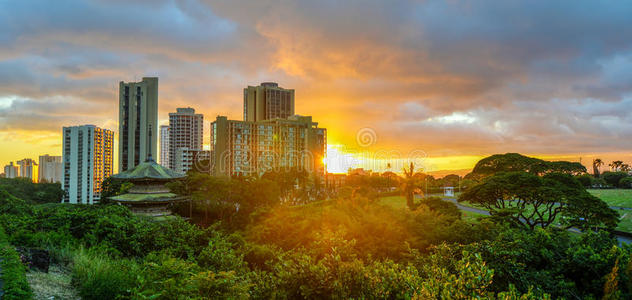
[602,171,629,187]
[459,172,618,230]
[575,174,595,188]
[99,177,133,201]
[619,177,632,189]
[469,153,586,179]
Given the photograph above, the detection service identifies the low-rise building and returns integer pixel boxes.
[3,162,18,179]
[39,154,63,183]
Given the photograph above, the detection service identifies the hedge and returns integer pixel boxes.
[0,226,32,300]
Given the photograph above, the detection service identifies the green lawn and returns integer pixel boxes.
[379,195,486,222]
[616,209,632,233]
[588,189,632,208]
[379,195,409,210]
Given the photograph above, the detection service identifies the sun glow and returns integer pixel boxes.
[325,143,483,175]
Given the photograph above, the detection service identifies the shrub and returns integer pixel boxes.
[133,252,251,299]
[71,248,139,299]
[619,177,632,189]
[575,174,595,188]
[602,172,629,188]
[0,226,33,300]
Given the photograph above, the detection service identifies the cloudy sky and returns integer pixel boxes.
[1,0,632,173]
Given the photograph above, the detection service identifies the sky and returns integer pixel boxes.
[1,0,632,174]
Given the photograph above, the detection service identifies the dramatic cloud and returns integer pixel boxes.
[1,0,632,170]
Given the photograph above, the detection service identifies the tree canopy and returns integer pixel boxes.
[468,153,586,179]
[459,172,618,230]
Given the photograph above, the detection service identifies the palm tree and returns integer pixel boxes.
[621,163,631,173]
[610,160,624,172]
[401,162,421,210]
[593,158,604,177]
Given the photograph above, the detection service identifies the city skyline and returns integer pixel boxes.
[1,1,632,174]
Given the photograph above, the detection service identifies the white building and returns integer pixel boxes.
[39,154,63,183]
[174,148,210,174]
[168,107,203,170]
[160,125,170,168]
[3,162,18,179]
[62,125,114,204]
[17,158,38,182]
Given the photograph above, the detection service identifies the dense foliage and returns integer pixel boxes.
[469,153,586,179]
[0,178,63,204]
[0,225,33,300]
[1,153,631,299]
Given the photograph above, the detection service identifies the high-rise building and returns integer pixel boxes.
[168,107,203,170]
[173,148,211,174]
[17,158,38,182]
[3,162,18,179]
[211,115,326,177]
[243,82,295,122]
[119,77,158,172]
[39,154,63,183]
[160,125,170,168]
[62,125,114,204]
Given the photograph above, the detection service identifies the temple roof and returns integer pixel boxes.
[111,157,185,181]
[109,192,188,203]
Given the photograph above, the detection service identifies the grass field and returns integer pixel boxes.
[588,189,632,208]
[379,195,409,210]
[379,195,487,222]
[616,209,632,233]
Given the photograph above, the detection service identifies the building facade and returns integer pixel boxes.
[119,77,158,172]
[168,107,203,170]
[39,154,63,183]
[160,125,170,168]
[3,162,18,179]
[17,158,38,182]
[173,148,211,174]
[211,115,326,177]
[62,125,114,204]
[243,82,295,122]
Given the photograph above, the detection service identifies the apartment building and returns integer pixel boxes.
[62,125,114,204]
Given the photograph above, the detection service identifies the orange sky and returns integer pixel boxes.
[1,1,632,175]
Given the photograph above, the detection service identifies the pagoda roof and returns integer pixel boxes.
[112,157,185,181]
[109,192,188,203]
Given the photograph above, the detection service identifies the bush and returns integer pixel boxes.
[575,174,594,188]
[71,247,139,299]
[602,172,629,188]
[620,177,632,189]
[0,226,33,300]
[132,252,251,299]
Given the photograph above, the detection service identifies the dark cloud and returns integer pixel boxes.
[1,0,632,161]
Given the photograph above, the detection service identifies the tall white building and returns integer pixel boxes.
[160,125,170,168]
[17,158,38,182]
[62,125,114,204]
[119,77,158,172]
[3,162,18,178]
[39,154,63,183]
[168,107,203,171]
